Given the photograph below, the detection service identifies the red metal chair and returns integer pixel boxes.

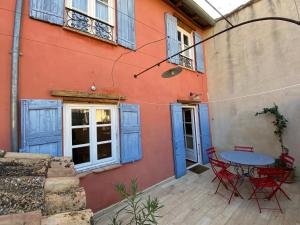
[249,168,290,213]
[280,154,295,169]
[206,147,230,182]
[234,145,254,152]
[209,158,243,204]
[206,147,219,160]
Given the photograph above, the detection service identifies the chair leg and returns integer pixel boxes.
[274,191,283,213]
[215,180,221,194]
[253,188,261,213]
[228,178,243,204]
[279,187,291,200]
[211,176,217,183]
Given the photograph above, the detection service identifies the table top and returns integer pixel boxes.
[219,151,275,166]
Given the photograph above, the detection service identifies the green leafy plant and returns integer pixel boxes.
[109,179,163,225]
[255,103,289,154]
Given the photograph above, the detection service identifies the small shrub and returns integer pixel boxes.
[109,179,163,225]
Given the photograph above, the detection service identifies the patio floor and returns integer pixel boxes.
[95,169,300,225]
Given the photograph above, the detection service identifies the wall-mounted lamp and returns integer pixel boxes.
[90,85,97,91]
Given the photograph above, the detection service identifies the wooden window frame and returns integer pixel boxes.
[64,103,120,172]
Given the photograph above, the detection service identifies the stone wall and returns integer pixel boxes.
[204,0,300,176]
[0,151,93,225]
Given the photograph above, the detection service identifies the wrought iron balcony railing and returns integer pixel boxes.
[179,54,194,70]
[64,7,114,42]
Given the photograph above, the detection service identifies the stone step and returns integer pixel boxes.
[44,177,80,193]
[47,167,76,178]
[41,209,93,225]
[44,187,86,215]
[0,210,42,225]
[50,157,74,169]
[4,152,51,160]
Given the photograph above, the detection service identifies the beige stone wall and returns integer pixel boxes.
[204,0,300,176]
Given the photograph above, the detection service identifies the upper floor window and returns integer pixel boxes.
[65,0,115,42]
[165,13,204,73]
[177,26,194,70]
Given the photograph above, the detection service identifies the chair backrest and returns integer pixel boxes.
[280,154,295,169]
[206,147,218,161]
[257,168,290,184]
[209,158,228,172]
[234,145,254,152]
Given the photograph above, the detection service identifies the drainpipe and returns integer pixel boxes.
[11,0,23,152]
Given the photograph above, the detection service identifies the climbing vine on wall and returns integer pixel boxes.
[255,104,289,154]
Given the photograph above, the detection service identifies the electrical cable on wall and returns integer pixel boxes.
[109,37,167,87]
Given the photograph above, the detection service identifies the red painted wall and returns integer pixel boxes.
[0,0,208,211]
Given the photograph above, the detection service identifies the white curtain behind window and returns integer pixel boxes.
[96,0,109,22]
[72,0,88,13]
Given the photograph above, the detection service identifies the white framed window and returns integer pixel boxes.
[64,104,119,172]
[177,26,195,70]
[66,0,114,25]
[65,0,115,41]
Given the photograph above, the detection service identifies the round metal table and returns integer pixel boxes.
[220,151,275,167]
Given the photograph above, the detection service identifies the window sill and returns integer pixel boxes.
[178,64,195,72]
[76,163,122,178]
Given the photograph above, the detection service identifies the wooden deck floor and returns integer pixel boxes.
[95,169,300,225]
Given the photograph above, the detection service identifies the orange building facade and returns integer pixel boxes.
[0,0,212,211]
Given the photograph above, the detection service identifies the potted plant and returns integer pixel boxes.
[255,104,295,182]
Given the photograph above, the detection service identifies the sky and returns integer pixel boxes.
[194,0,251,19]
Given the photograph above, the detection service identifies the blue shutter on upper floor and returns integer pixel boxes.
[29,0,64,26]
[198,103,211,164]
[171,103,186,178]
[120,104,142,163]
[165,13,179,64]
[194,32,205,73]
[117,0,136,50]
[20,99,63,157]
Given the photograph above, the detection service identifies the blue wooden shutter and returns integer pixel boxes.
[198,104,211,164]
[117,0,136,50]
[29,0,64,26]
[21,99,62,156]
[165,13,179,64]
[120,104,142,163]
[194,32,205,73]
[171,103,186,178]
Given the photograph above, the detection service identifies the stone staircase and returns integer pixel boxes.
[0,151,94,225]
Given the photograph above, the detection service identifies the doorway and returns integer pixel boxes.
[182,106,201,169]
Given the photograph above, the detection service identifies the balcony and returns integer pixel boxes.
[179,54,194,70]
[64,7,114,42]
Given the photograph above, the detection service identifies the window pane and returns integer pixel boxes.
[97,126,111,142]
[97,143,112,160]
[185,123,192,135]
[183,35,189,46]
[72,146,90,165]
[186,136,194,149]
[72,0,87,12]
[96,0,109,22]
[177,31,181,41]
[72,109,89,126]
[184,110,191,122]
[72,128,89,145]
[96,109,111,124]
